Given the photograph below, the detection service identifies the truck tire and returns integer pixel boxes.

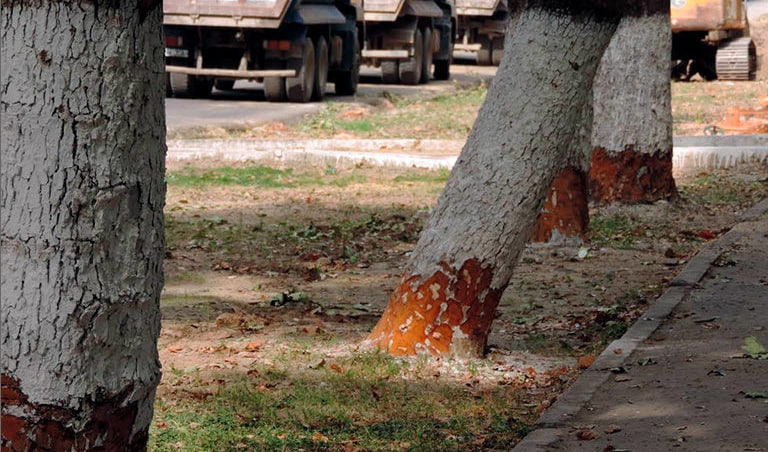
[477,35,492,66]
[491,37,504,66]
[433,59,450,80]
[381,60,399,84]
[286,39,315,102]
[334,31,360,96]
[264,77,287,102]
[214,79,235,91]
[420,27,433,84]
[312,36,329,101]
[166,73,172,97]
[399,28,423,85]
[170,73,214,98]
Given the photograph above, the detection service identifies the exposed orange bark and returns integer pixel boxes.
[589,147,676,203]
[1,374,147,451]
[368,259,504,357]
[533,167,589,242]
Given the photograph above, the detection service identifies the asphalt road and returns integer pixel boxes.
[165,59,496,133]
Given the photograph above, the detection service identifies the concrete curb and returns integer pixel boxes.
[512,197,768,451]
[167,137,768,171]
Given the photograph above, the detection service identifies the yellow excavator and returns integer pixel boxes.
[671,0,757,80]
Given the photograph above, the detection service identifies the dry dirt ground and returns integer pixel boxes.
[149,159,767,451]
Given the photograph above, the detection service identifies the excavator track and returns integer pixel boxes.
[715,37,757,81]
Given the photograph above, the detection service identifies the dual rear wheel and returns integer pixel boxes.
[382,26,441,85]
[265,35,343,102]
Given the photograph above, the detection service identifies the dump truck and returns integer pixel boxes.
[453,0,509,66]
[671,0,757,80]
[359,0,455,84]
[163,0,361,102]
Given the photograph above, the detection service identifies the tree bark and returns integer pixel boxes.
[368,4,620,358]
[590,11,677,203]
[1,0,166,449]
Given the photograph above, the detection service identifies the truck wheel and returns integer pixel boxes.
[433,59,450,80]
[420,27,433,84]
[286,39,315,103]
[214,79,235,91]
[334,31,360,96]
[491,37,503,66]
[399,28,423,85]
[477,35,492,66]
[264,77,287,102]
[312,36,329,101]
[381,60,399,84]
[170,73,213,98]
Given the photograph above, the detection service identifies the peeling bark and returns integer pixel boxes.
[369,4,620,358]
[590,12,677,203]
[1,0,165,448]
[532,167,589,243]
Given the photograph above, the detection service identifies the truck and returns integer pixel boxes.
[671,0,757,80]
[359,0,455,84]
[163,0,362,102]
[453,0,509,66]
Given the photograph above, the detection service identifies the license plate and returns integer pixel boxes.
[165,48,189,58]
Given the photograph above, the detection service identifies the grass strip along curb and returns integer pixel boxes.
[512,197,768,451]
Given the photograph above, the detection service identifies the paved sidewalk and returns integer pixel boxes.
[515,200,768,452]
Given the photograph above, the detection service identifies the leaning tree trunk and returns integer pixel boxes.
[1,0,166,449]
[590,11,677,203]
[368,2,624,358]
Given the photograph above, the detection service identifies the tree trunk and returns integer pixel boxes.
[368,4,621,358]
[532,167,589,243]
[590,11,677,203]
[1,0,166,449]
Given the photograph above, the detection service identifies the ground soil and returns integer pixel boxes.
[153,159,766,450]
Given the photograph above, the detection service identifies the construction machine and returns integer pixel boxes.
[453,0,510,66]
[671,0,757,80]
[359,0,455,84]
[163,0,361,101]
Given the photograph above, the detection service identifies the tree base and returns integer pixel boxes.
[533,167,589,243]
[368,259,504,357]
[589,147,676,203]
[1,374,149,451]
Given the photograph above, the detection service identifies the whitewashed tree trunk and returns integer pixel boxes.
[368,4,621,358]
[590,11,677,202]
[1,0,166,448]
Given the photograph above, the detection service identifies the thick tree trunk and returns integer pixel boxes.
[1,0,166,449]
[590,12,677,203]
[368,4,621,358]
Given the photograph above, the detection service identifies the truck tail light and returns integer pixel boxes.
[263,40,291,51]
[165,35,183,47]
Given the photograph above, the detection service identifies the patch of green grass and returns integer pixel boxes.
[679,171,768,207]
[393,168,451,184]
[589,215,638,249]
[166,165,366,188]
[150,351,531,451]
[339,119,376,132]
[165,272,207,285]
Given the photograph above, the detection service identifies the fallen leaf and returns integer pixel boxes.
[312,432,329,443]
[329,363,343,373]
[576,429,601,440]
[744,391,768,399]
[604,425,621,434]
[614,375,632,382]
[245,341,265,352]
[743,336,768,359]
[168,345,183,353]
[610,366,628,374]
[188,422,200,430]
[578,355,595,369]
[613,348,623,355]
[276,434,287,440]
[637,357,657,366]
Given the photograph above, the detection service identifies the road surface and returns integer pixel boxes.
[165,61,496,133]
